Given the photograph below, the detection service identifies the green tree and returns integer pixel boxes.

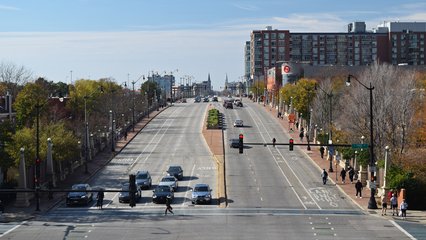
[141,81,160,105]
[249,80,265,100]
[13,78,50,128]
[0,120,14,182]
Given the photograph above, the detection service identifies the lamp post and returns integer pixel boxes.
[83,96,89,174]
[315,84,333,172]
[109,110,115,152]
[383,146,390,189]
[307,108,312,151]
[35,103,42,211]
[132,75,145,132]
[346,74,377,209]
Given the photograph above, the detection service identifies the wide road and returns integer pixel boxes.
[2,99,417,240]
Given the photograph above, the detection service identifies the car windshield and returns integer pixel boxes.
[162,177,175,182]
[136,173,148,179]
[156,186,170,192]
[72,185,87,190]
[195,186,209,192]
[168,167,181,172]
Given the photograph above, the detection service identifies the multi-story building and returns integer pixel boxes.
[249,21,426,85]
[148,73,175,100]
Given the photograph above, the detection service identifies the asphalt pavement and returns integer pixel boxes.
[0,106,167,223]
[259,101,426,226]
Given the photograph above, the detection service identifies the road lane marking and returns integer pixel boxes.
[247,105,323,209]
[0,221,26,238]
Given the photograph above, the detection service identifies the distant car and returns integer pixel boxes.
[159,176,179,191]
[233,119,243,127]
[203,97,209,102]
[182,98,187,103]
[191,183,212,204]
[66,184,93,206]
[167,165,184,180]
[135,170,152,189]
[230,139,240,148]
[119,182,141,203]
[235,101,243,107]
[212,96,218,102]
[225,102,233,109]
[152,185,174,204]
[194,97,201,102]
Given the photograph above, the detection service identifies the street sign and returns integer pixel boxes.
[351,143,368,149]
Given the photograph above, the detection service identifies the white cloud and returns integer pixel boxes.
[0,5,20,11]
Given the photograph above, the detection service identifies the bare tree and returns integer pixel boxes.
[338,63,417,160]
[0,61,33,99]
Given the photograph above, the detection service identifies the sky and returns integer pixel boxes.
[0,0,425,90]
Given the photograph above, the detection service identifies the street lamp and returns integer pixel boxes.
[346,74,377,209]
[109,110,115,152]
[315,84,333,172]
[132,75,144,132]
[383,146,390,189]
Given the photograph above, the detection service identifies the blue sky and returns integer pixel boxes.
[0,0,425,90]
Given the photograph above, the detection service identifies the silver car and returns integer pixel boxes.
[159,176,178,191]
[191,183,212,204]
[233,119,243,127]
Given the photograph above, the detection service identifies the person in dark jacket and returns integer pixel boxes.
[355,180,363,198]
[340,168,347,184]
[319,146,325,159]
[348,167,355,183]
[97,190,104,209]
[165,196,174,215]
[321,169,328,185]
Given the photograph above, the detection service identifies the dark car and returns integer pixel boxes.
[225,101,233,109]
[152,185,174,204]
[119,183,141,203]
[203,97,209,102]
[230,139,240,148]
[66,184,93,206]
[135,170,152,189]
[191,183,212,204]
[167,165,183,180]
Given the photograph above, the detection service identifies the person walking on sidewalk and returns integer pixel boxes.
[164,196,174,215]
[355,180,363,198]
[319,146,325,159]
[381,195,388,216]
[97,189,104,210]
[321,169,328,185]
[340,168,347,184]
[348,167,355,183]
[391,193,398,216]
[299,130,304,142]
[400,199,408,220]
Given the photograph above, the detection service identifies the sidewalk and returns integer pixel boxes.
[259,102,426,225]
[0,106,168,223]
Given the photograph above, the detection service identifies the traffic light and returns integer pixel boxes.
[289,138,294,151]
[239,134,244,154]
[129,174,136,207]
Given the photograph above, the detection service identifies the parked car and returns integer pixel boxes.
[152,185,174,204]
[203,97,209,102]
[235,100,243,107]
[233,119,244,127]
[194,96,201,102]
[167,165,183,180]
[182,98,187,103]
[230,138,240,148]
[212,96,218,102]
[135,170,152,190]
[191,183,212,204]
[66,184,93,206]
[119,182,141,203]
[159,176,179,191]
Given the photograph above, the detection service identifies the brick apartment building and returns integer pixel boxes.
[245,21,426,94]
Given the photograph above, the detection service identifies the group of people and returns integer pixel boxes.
[381,191,408,219]
[339,166,356,184]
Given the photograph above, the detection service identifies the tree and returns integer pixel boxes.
[13,78,50,128]
[338,63,417,160]
[0,61,32,100]
[0,120,14,182]
[249,80,265,101]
